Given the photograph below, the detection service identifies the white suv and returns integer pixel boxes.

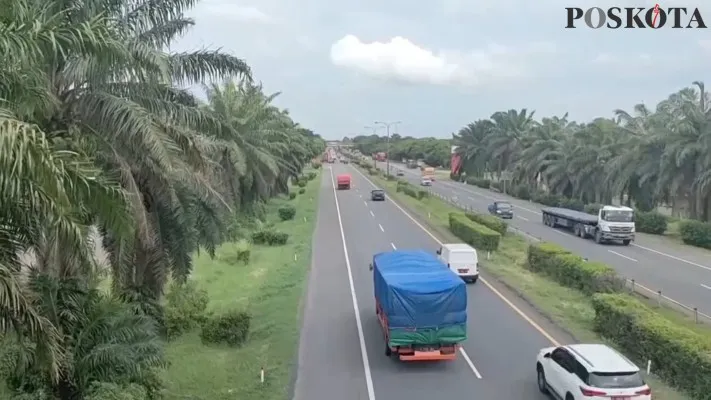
[536,344,652,400]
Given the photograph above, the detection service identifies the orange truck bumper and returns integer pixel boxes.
[396,345,458,361]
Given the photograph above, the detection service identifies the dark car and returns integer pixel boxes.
[488,201,514,219]
[371,189,386,201]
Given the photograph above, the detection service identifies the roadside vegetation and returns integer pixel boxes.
[0,0,325,398]
[161,172,321,400]
[355,161,706,400]
[346,82,711,250]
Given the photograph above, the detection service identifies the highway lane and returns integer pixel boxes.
[332,163,553,400]
[293,171,369,400]
[376,161,711,314]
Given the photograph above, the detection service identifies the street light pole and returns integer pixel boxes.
[374,121,401,176]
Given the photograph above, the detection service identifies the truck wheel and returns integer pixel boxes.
[542,214,549,226]
[385,344,392,356]
[622,239,631,246]
[594,230,602,244]
[574,224,581,237]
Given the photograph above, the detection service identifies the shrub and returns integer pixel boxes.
[311,161,321,169]
[219,239,252,264]
[526,243,624,294]
[368,169,378,176]
[531,192,562,207]
[448,212,500,251]
[512,184,531,200]
[467,178,491,189]
[679,220,711,249]
[200,310,252,346]
[298,188,305,194]
[251,229,289,246]
[386,174,397,181]
[86,382,149,400]
[307,171,317,180]
[450,172,461,181]
[558,197,585,212]
[592,293,711,398]
[465,211,507,235]
[417,190,429,199]
[296,180,307,188]
[490,181,501,191]
[584,203,602,215]
[289,192,297,200]
[278,205,296,221]
[165,281,209,339]
[396,180,409,192]
[635,211,667,235]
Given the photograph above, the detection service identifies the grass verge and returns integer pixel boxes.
[360,167,691,400]
[160,171,321,400]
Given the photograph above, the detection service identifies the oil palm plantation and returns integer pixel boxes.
[453,81,711,221]
[1,0,323,397]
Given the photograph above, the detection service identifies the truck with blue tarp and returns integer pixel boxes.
[369,250,467,361]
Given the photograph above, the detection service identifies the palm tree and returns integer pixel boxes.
[453,82,711,221]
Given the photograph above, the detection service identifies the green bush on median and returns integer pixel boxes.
[592,293,711,398]
[526,242,623,294]
[448,212,500,252]
[678,219,711,249]
[465,211,507,236]
[635,211,667,235]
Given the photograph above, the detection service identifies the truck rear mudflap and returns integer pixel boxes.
[393,344,458,361]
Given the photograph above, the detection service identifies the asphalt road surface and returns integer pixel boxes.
[376,160,711,316]
[293,164,570,400]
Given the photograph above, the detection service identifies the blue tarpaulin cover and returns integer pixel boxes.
[373,250,467,330]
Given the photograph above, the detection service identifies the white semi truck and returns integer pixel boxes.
[541,205,635,245]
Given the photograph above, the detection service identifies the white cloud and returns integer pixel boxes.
[699,39,711,51]
[592,53,653,66]
[329,35,554,87]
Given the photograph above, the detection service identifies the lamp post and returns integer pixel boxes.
[374,121,401,176]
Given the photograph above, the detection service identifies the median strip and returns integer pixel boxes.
[357,161,703,400]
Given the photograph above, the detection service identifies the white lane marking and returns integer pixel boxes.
[630,243,711,272]
[701,284,711,290]
[391,242,397,250]
[328,168,376,400]
[516,215,529,221]
[364,201,367,206]
[458,348,483,379]
[351,165,562,350]
[552,230,567,236]
[378,224,385,232]
[370,210,375,217]
[608,250,638,262]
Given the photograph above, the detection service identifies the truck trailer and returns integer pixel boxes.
[541,205,635,245]
[336,174,351,190]
[370,250,467,361]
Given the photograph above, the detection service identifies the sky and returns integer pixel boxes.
[174,0,711,140]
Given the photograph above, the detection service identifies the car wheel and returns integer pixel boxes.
[536,365,549,394]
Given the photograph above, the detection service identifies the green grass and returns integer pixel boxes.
[361,168,691,400]
[160,171,321,400]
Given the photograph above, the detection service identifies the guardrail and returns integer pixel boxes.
[427,189,711,326]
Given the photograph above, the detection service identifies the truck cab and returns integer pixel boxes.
[436,243,479,283]
[596,205,635,243]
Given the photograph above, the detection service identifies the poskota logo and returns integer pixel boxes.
[566,4,707,28]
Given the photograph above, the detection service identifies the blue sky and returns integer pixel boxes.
[175,0,710,140]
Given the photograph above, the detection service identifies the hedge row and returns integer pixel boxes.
[526,242,624,294]
[448,212,500,251]
[592,293,711,399]
[679,219,711,249]
[464,211,507,236]
[396,180,428,200]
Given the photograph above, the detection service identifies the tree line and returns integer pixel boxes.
[348,82,711,222]
[344,134,451,168]
[0,0,324,398]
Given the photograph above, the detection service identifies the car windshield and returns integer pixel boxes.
[497,203,512,210]
[588,371,645,389]
[603,210,634,222]
[373,190,384,194]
